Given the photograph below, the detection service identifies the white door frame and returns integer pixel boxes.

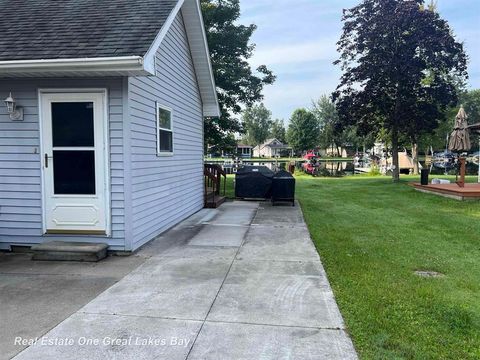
[38,88,111,236]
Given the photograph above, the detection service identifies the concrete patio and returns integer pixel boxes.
[4,201,357,360]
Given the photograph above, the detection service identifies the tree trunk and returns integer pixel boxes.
[412,142,419,175]
[391,127,400,182]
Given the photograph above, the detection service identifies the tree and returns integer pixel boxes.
[462,89,480,123]
[201,0,275,151]
[312,95,371,157]
[286,109,320,153]
[312,95,341,153]
[242,103,272,146]
[269,119,287,143]
[333,0,468,181]
[418,89,480,155]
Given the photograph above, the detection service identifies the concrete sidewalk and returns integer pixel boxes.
[11,201,357,360]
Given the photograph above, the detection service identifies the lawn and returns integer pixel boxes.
[298,175,480,359]
[226,174,480,359]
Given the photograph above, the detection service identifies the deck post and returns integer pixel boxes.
[456,157,466,188]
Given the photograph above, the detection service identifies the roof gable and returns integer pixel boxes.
[257,138,289,150]
[0,0,220,117]
[265,138,282,146]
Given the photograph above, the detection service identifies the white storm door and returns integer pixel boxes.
[41,92,108,234]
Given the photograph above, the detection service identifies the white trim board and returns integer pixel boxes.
[144,0,186,74]
[0,57,147,77]
[181,0,220,117]
[144,0,220,117]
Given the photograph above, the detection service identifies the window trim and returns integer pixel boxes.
[156,102,174,156]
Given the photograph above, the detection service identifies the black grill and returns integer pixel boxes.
[271,170,295,206]
[235,166,274,199]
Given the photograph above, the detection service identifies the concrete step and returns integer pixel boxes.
[31,241,108,262]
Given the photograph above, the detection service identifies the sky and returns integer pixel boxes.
[240,0,480,122]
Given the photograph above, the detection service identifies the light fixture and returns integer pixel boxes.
[4,92,24,121]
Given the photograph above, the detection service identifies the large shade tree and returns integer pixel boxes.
[312,95,343,153]
[333,0,467,181]
[269,119,287,144]
[313,95,375,157]
[201,0,275,151]
[242,103,273,146]
[286,109,320,153]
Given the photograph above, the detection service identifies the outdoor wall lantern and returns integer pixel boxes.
[4,92,24,121]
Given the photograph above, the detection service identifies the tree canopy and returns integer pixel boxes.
[333,0,468,181]
[286,109,320,153]
[312,95,340,149]
[242,103,273,146]
[201,0,275,151]
[269,119,287,144]
[462,89,480,123]
[419,89,480,153]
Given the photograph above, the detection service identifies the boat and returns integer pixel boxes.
[353,152,378,173]
[467,151,480,165]
[302,152,320,175]
[432,151,456,169]
[353,152,367,167]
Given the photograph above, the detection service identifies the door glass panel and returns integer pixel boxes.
[53,150,96,195]
[52,102,94,147]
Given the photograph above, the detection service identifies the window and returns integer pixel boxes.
[156,104,173,155]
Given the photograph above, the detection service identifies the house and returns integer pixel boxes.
[253,139,292,158]
[318,146,350,158]
[0,0,220,252]
[236,144,253,158]
[219,143,252,158]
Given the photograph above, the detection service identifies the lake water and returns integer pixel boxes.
[207,159,480,177]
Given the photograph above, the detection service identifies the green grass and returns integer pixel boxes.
[224,175,235,199]
[297,175,480,359]
[226,174,480,359]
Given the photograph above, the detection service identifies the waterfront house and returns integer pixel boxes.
[253,139,292,158]
[236,144,253,158]
[0,0,219,251]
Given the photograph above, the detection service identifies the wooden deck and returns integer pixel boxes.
[411,182,480,200]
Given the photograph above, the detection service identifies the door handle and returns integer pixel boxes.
[44,153,49,168]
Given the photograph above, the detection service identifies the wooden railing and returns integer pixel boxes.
[204,164,227,207]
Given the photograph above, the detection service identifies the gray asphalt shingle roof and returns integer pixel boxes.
[0,0,179,61]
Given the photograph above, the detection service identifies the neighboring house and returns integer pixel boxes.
[318,146,350,158]
[236,144,253,158]
[253,139,292,158]
[219,143,252,158]
[0,0,219,252]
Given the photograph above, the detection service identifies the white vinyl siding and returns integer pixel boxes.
[127,12,204,249]
[0,11,206,252]
[0,78,126,250]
